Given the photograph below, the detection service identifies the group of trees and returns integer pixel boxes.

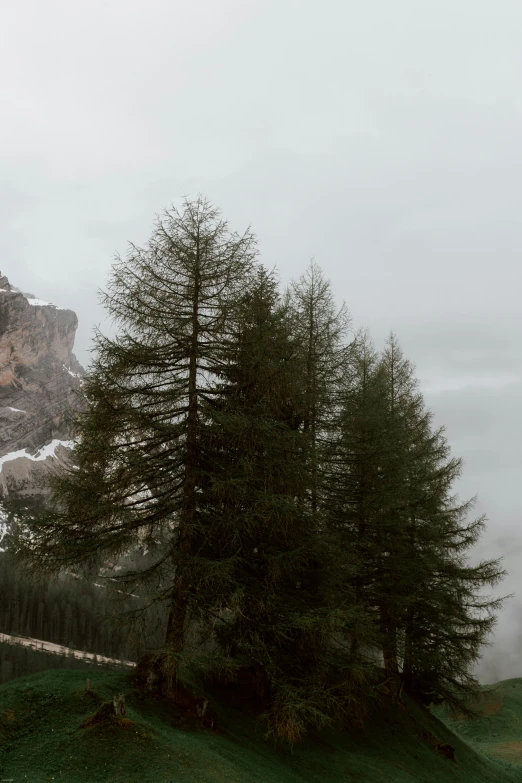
[6,195,511,745]
[0,640,124,686]
[0,547,164,663]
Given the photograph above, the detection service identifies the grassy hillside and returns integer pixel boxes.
[1,668,521,782]
[432,678,522,773]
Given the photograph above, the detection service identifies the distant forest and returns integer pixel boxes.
[0,548,165,685]
[0,639,124,686]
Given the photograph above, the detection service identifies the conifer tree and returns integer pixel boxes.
[376,333,513,716]
[194,267,384,744]
[324,328,390,668]
[327,329,512,718]
[285,259,352,514]
[284,265,387,721]
[9,195,258,688]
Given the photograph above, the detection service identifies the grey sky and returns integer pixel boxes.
[1,0,521,684]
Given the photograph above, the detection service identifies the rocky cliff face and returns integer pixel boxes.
[0,272,85,498]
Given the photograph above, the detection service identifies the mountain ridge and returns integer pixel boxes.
[0,271,85,499]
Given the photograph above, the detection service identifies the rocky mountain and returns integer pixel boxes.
[0,271,85,499]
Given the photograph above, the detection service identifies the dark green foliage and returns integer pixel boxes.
[323,327,391,642]
[375,333,511,718]
[4,196,511,748]
[189,267,385,743]
[326,329,512,718]
[285,259,353,514]
[8,195,258,681]
[0,547,165,668]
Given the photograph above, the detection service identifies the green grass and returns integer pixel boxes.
[431,678,522,774]
[1,668,521,782]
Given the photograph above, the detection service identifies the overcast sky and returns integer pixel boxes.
[1,0,521,685]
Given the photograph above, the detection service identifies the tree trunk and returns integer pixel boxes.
[165,571,190,652]
[164,259,201,667]
[113,693,126,716]
[380,605,399,679]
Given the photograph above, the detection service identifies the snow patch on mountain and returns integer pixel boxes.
[0,439,76,470]
[63,363,83,380]
[23,295,69,311]
[27,297,56,307]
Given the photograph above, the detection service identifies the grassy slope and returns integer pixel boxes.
[0,668,521,783]
[432,678,522,773]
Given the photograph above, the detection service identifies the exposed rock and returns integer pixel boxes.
[0,271,85,498]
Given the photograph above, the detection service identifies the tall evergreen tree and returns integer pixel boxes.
[326,329,512,718]
[285,259,352,515]
[194,267,384,743]
[9,195,258,687]
[376,333,513,716]
[324,328,390,668]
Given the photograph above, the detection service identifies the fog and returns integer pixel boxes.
[1,0,521,684]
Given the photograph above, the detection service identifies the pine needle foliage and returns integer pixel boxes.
[9,195,258,680]
[323,329,391,668]
[376,333,513,719]
[6,199,512,745]
[285,259,352,514]
[194,267,386,744]
[326,328,513,719]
